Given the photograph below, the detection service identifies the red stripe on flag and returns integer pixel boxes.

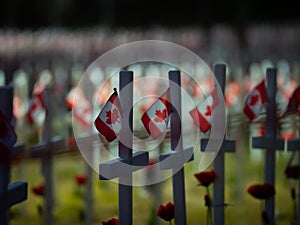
[141,112,163,138]
[108,92,122,112]
[243,104,256,121]
[257,81,267,103]
[189,107,211,133]
[158,89,171,114]
[74,113,90,127]
[94,117,117,142]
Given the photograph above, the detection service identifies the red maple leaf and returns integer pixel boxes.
[106,108,120,124]
[154,109,167,122]
[250,95,259,105]
[205,105,211,116]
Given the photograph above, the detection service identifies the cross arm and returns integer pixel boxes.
[252,137,284,150]
[8,182,27,207]
[159,147,194,170]
[201,139,235,153]
[99,151,149,180]
[286,138,300,151]
[30,136,66,157]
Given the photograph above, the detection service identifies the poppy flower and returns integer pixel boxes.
[75,174,87,185]
[194,170,215,187]
[157,202,175,221]
[247,183,275,199]
[285,165,300,179]
[102,218,118,225]
[31,184,45,196]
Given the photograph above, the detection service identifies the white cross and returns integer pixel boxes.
[99,71,149,225]
[200,64,236,225]
[252,68,284,225]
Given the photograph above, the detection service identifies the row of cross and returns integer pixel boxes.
[98,66,233,225]
[1,64,300,225]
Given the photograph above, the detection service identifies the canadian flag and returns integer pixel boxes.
[281,86,300,118]
[189,89,218,133]
[27,89,46,125]
[243,81,267,121]
[0,111,17,149]
[94,88,122,142]
[141,89,171,138]
[66,87,92,127]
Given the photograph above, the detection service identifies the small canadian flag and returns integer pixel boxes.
[66,87,92,127]
[0,111,17,149]
[243,81,267,121]
[27,88,46,125]
[141,89,171,138]
[189,89,218,133]
[94,88,122,142]
[281,86,300,118]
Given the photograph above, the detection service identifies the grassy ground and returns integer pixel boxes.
[8,145,297,225]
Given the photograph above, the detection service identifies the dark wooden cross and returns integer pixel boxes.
[252,68,284,225]
[99,71,149,225]
[200,64,236,225]
[159,70,194,225]
[0,86,27,225]
[30,86,66,225]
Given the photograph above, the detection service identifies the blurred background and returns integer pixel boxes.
[1,1,300,225]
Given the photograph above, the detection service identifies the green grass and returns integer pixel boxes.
[9,148,298,225]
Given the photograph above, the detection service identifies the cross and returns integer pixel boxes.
[30,86,66,225]
[99,71,149,225]
[0,86,27,225]
[158,70,194,225]
[251,68,284,225]
[200,64,236,225]
[286,116,300,225]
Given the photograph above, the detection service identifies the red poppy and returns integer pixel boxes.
[285,165,300,179]
[247,183,275,199]
[194,170,215,187]
[75,174,87,185]
[157,202,175,221]
[102,218,118,225]
[31,184,45,196]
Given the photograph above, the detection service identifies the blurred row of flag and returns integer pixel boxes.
[10,76,300,143]
[95,80,300,142]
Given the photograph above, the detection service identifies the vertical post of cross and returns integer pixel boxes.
[0,87,13,225]
[42,87,54,225]
[213,64,226,225]
[118,71,133,225]
[265,68,277,224]
[200,64,235,225]
[169,70,187,225]
[0,87,27,225]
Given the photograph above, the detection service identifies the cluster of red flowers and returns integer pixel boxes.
[194,170,215,186]
[247,183,275,199]
[31,183,45,196]
[102,218,118,225]
[157,202,175,222]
